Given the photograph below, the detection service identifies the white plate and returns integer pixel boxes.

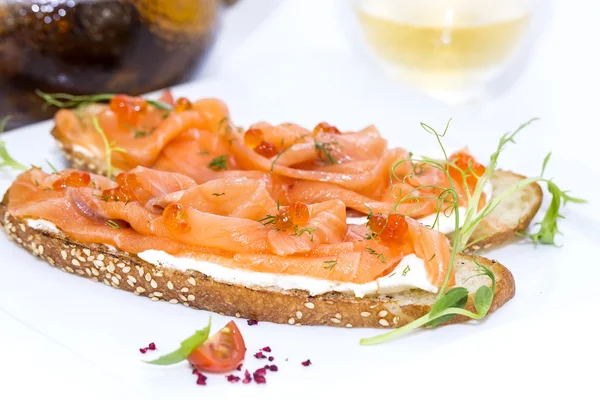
[0,78,597,399]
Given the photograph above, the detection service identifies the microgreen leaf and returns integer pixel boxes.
[425,287,469,328]
[36,90,115,110]
[0,115,10,133]
[474,286,493,316]
[521,180,586,245]
[145,317,211,365]
[0,140,28,171]
[92,116,126,180]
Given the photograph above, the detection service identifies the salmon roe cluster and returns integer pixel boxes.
[109,95,147,124]
[243,128,279,158]
[175,97,193,112]
[163,203,192,234]
[448,151,486,188]
[367,213,408,241]
[313,122,341,136]
[274,202,310,230]
[101,172,155,204]
[52,171,91,191]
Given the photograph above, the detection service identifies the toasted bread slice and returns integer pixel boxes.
[1,201,515,329]
[52,136,543,252]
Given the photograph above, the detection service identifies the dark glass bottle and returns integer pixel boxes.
[0,0,220,130]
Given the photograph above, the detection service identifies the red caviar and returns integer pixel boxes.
[367,213,408,241]
[174,97,192,112]
[163,203,191,235]
[52,171,91,191]
[289,202,310,225]
[449,151,486,189]
[101,185,134,202]
[254,141,279,158]
[274,208,294,230]
[243,128,264,149]
[313,122,341,136]
[109,95,147,124]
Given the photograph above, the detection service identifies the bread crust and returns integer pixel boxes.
[1,203,515,329]
[52,135,543,253]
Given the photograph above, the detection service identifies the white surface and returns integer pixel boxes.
[2,0,600,398]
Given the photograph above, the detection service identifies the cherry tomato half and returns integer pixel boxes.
[187,321,246,373]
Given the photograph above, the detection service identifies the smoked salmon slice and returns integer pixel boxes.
[7,167,454,288]
[52,93,488,223]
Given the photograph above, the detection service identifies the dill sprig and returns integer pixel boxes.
[323,260,337,270]
[258,214,277,226]
[122,123,154,139]
[92,116,126,180]
[46,160,59,174]
[208,155,228,171]
[314,139,338,164]
[292,225,318,241]
[106,219,121,229]
[365,247,386,263]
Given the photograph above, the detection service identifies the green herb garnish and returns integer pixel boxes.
[0,116,27,171]
[92,116,126,180]
[0,139,27,172]
[208,155,228,171]
[145,317,211,365]
[46,160,59,174]
[146,100,174,111]
[314,140,338,164]
[0,115,11,133]
[258,214,277,227]
[122,123,154,139]
[323,260,337,270]
[292,225,319,241]
[402,265,410,276]
[106,220,121,229]
[212,192,225,197]
[361,118,583,345]
[365,247,386,263]
[36,90,115,110]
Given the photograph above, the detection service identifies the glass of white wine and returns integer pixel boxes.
[348,0,538,104]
